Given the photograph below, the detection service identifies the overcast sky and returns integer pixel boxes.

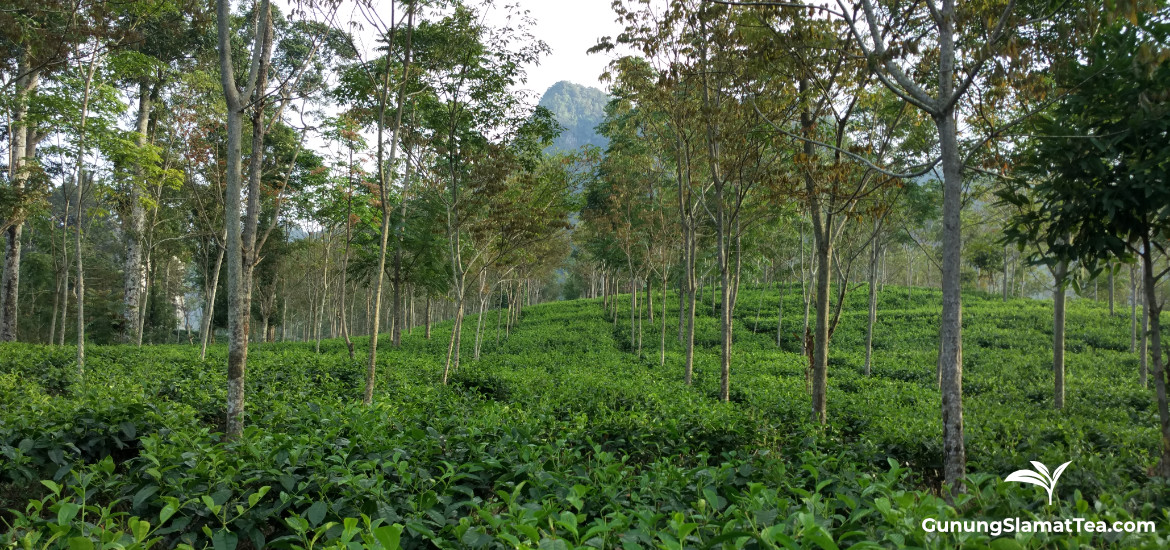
[484,0,625,96]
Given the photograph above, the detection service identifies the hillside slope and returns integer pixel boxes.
[538,80,610,154]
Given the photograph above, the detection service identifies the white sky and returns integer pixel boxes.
[491,0,626,95]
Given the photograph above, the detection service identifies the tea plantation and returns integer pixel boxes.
[2,286,1168,549]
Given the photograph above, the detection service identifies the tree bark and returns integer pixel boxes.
[122,82,154,344]
[216,0,275,438]
[0,58,39,342]
[934,98,967,494]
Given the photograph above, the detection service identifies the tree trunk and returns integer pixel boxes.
[934,101,967,493]
[1053,261,1068,410]
[50,273,61,345]
[1140,241,1170,477]
[1002,245,1009,302]
[216,0,275,438]
[864,236,880,376]
[776,278,784,347]
[660,272,668,367]
[1141,282,1149,388]
[637,278,644,357]
[473,275,487,361]
[425,295,431,339]
[1108,264,1115,316]
[0,60,39,342]
[122,82,153,344]
[1132,263,1139,354]
[810,231,831,422]
[281,279,288,342]
[73,53,100,373]
[340,153,355,358]
[315,232,330,354]
[442,297,464,384]
[364,3,414,404]
[678,269,686,342]
[803,95,831,422]
[647,272,654,323]
[684,203,698,385]
[201,239,225,359]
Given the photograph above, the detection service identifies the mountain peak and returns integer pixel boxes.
[538,81,610,153]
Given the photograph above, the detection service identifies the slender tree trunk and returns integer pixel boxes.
[810,231,831,421]
[1140,240,1169,477]
[59,268,69,346]
[1132,263,1139,353]
[425,295,431,339]
[1053,261,1068,410]
[628,264,637,350]
[365,3,414,403]
[719,238,732,403]
[864,235,880,376]
[496,285,503,344]
[73,52,101,373]
[1108,264,1115,316]
[684,225,697,385]
[201,239,225,360]
[442,299,464,383]
[1002,245,1009,302]
[677,269,686,342]
[50,273,61,345]
[637,278,644,357]
[755,273,764,327]
[281,280,288,342]
[648,272,654,323]
[340,152,355,358]
[75,170,87,372]
[57,178,72,347]
[473,273,487,361]
[1142,282,1149,388]
[316,231,331,354]
[660,272,668,367]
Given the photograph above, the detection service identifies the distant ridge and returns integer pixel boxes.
[537,81,610,154]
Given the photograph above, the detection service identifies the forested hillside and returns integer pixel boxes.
[537,81,610,153]
[2,0,1169,547]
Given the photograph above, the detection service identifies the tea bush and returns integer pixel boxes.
[2,287,1168,548]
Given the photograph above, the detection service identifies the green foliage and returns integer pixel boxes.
[2,287,1168,547]
[1000,14,1170,276]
